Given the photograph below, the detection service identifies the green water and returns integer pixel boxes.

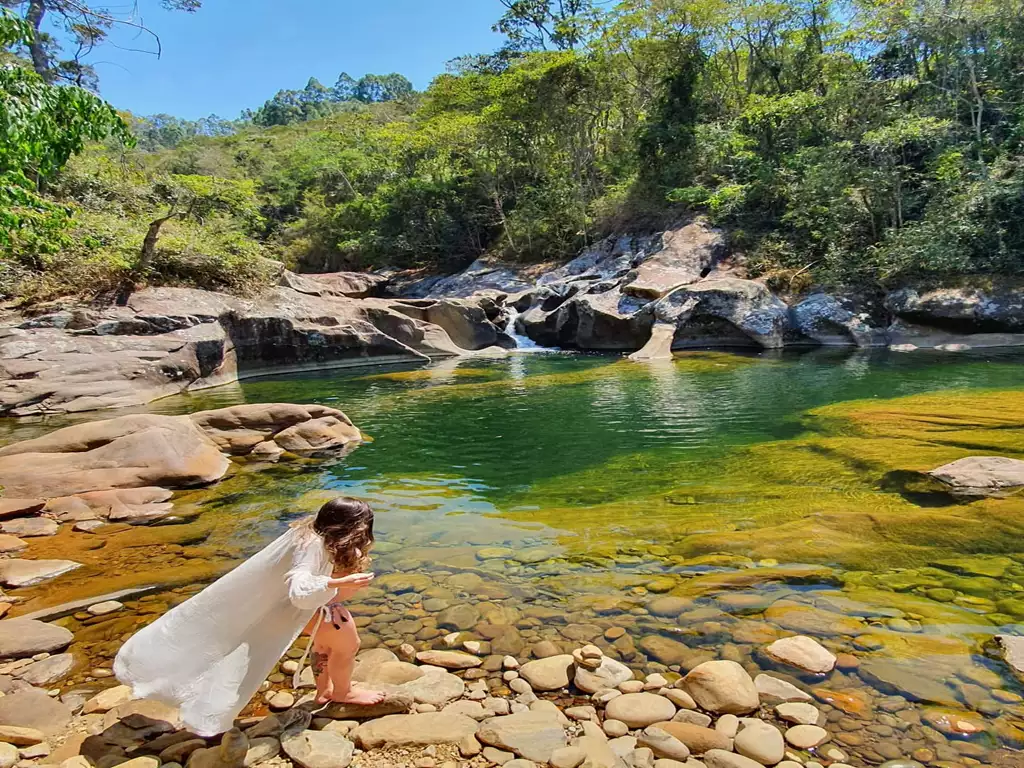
[19,347,1024,764]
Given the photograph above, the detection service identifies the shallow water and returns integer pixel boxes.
[10,347,1024,765]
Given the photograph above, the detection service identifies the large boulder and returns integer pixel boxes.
[789,293,887,347]
[551,287,653,351]
[538,234,655,287]
[622,220,726,300]
[407,259,534,299]
[886,283,1024,334]
[653,279,790,349]
[279,270,389,299]
[927,456,1024,498]
[390,299,509,350]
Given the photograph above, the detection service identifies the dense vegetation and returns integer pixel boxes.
[2,0,1024,303]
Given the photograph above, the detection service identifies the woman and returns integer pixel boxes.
[114,497,382,737]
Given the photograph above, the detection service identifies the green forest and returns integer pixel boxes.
[2,0,1024,303]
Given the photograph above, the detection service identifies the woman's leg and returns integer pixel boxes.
[324,607,385,705]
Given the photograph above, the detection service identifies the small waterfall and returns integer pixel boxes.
[504,308,545,351]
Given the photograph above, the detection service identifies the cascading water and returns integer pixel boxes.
[503,308,547,351]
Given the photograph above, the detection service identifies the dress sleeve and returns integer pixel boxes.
[285,534,336,610]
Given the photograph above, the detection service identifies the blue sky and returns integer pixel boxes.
[85,0,505,120]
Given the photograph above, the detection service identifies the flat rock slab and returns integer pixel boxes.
[0,518,58,538]
[0,559,81,587]
[415,650,483,669]
[352,712,478,749]
[477,710,568,763]
[858,660,959,707]
[0,535,26,554]
[0,689,72,735]
[281,729,354,768]
[16,653,74,686]
[928,456,1024,496]
[0,500,44,519]
[0,619,73,658]
[321,686,413,720]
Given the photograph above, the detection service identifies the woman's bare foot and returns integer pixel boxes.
[333,687,386,705]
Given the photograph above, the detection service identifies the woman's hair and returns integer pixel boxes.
[313,497,374,574]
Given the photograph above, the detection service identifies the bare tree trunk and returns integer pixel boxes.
[115,209,176,306]
[25,0,52,82]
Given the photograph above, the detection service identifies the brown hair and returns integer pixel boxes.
[313,497,374,574]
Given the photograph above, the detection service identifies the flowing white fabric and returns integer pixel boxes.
[114,525,337,737]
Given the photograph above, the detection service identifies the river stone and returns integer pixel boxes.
[703,751,765,768]
[638,727,691,761]
[477,710,568,763]
[436,604,480,631]
[664,689,696,709]
[927,456,1024,496]
[0,743,17,768]
[353,712,477,749]
[0,518,57,538]
[0,560,81,587]
[605,693,676,728]
[784,725,829,749]
[775,703,821,725]
[17,653,74,685]
[670,711,712,728]
[0,535,26,554]
[399,667,465,707]
[415,650,483,669]
[0,725,43,747]
[243,736,280,767]
[574,656,633,694]
[648,597,693,618]
[0,689,72,735]
[281,729,353,768]
[653,722,731,755]
[518,655,574,691]
[549,746,586,768]
[764,602,864,637]
[858,660,959,707]
[734,720,785,765]
[575,734,620,768]
[354,660,423,686]
[639,636,693,666]
[684,661,758,715]
[765,635,836,674]
[88,601,124,616]
[322,686,413,719]
[996,635,1024,680]
[0,619,73,658]
[443,700,488,721]
[754,675,812,704]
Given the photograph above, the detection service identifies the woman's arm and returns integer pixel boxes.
[285,537,338,610]
[328,572,375,601]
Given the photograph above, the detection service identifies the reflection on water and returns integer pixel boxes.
[6,347,1024,763]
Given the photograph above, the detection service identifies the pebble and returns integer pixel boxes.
[605,693,677,728]
[775,702,821,725]
[268,692,294,711]
[734,720,785,765]
[785,725,830,749]
[603,719,629,737]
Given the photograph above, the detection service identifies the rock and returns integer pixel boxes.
[927,456,1024,497]
[671,711,712,728]
[243,737,280,767]
[280,729,353,768]
[0,743,16,768]
[0,499,44,519]
[765,636,837,674]
[622,220,726,300]
[17,653,74,685]
[774,703,820,725]
[518,655,575,691]
[436,604,481,631]
[701,751,765,768]
[734,721,785,765]
[186,730,248,768]
[653,723,731,755]
[574,656,633,694]
[715,716,738,739]
[0,689,72,735]
[476,710,568,763]
[605,694,676,729]
[683,661,759,715]
[664,689,696,710]
[0,559,81,587]
[783,725,829,749]
[482,747,514,765]
[505,761,538,768]
[603,720,628,738]
[399,667,466,707]
[573,734,620,768]
[0,518,57,537]
[353,712,478,749]
[639,636,695,667]
[648,598,693,618]
[322,687,413,719]
[790,293,884,347]
[638,727,691,761]
[278,270,389,299]
[763,602,863,637]
[88,601,124,616]
[0,619,73,657]
[754,675,812,704]
[0,725,44,745]
[547,287,654,351]
[82,685,132,714]
[268,691,294,711]
[550,746,586,768]
[415,650,483,670]
[996,635,1024,680]
[0,535,26,554]
[886,284,1024,334]
[858,660,959,707]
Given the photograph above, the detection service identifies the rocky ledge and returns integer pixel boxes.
[0,403,361,590]
[0,275,512,417]
[2,617,1018,768]
[398,218,1024,358]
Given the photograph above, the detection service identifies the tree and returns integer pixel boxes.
[1,8,133,258]
[494,0,593,51]
[1,0,201,88]
[354,73,413,103]
[302,77,330,105]
[332,72,357,101]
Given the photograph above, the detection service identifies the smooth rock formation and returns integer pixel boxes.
[0,560,81,587]
[622,220,726,299]
[765,635,837,674]
[280,729,354,768]
[518,655,575,692]
[754,675,813,704]
[703,750,765,768]
[653,723,731,755]
[574,656,634,694]
[734,720,785,765]
[927,456,1024,497]
[683,661,759,715]
[0,619,74,657]
[352,712,478,749]
[996,635,1024,680]
[0,689,72,735]
[605,694,677,729]
[476,710,568,763]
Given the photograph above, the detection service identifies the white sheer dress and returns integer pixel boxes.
[114,524,336,736]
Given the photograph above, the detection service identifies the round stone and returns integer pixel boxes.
[604,693,676,729]
[603,720,628,738]
[734,721,785,766]
[766,635,837,674]
[784,724,830,749]
[775,702,821,725]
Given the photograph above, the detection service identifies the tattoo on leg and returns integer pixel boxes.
[311,650,328,678]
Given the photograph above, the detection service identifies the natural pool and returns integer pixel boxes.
[9,348,1024,766]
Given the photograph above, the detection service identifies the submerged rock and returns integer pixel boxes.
[765,635,837,674]
[927,456,1024,497]
[683,661,759,715]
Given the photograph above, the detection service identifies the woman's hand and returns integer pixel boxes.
[328,572,374,598]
